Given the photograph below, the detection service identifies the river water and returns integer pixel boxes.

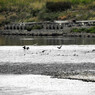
[0,35,95,45]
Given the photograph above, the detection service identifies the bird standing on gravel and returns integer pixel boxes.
[23,46,26,50]
[26,47,29,50]
[23,46,29,50]
[42,50,46,53]
[57,45,62,49]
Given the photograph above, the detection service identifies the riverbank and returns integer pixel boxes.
[1,26,95,37]
[1,0,95,28]
[1,30,95,37]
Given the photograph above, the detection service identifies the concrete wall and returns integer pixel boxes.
[4,20,95,31]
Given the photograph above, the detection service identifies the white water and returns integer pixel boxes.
[0,45,95,64]
[0,74,95,95]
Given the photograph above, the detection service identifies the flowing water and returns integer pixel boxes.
[0,35,95,46]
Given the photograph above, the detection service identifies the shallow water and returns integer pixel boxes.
[0,35,95,46]
[0,74,95,95]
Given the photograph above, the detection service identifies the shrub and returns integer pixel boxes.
[38,12,59,21]
[72,27,95,33]
[71,28,88,32]
[71,28,80,32]
[46,1,72,12]
[32,25,43,30]
[26,26,32,31]
[26,25,43,31]
[30,9,40,17]
[86,27,95,33]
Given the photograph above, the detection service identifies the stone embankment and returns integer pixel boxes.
[1,20,95,37]
[1,29,95,37]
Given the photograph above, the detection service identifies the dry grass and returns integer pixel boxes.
[0,15,5,23]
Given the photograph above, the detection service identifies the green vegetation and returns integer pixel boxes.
[1,0,95,29]
[46,1,72,12]
[71,28,87,33]
[26,25,43,31]
[71,27,95,33]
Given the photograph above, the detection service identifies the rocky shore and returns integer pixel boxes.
[0,63,95,82]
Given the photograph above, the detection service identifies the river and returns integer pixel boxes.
[0,35,95,45]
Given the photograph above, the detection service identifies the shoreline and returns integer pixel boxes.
[1,31,95,37]
[0,33,95,38]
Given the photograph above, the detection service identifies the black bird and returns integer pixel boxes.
[42,50,46,53]
[23,46,26,50]
[27,47,29,50]
[57,45,62,49]
[23,46,29,50]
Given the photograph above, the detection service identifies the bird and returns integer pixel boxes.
[57,45,62,49]
[23,46,26,50]
[23,46,29,50]
[26,47,29,50]
[42,50,46,53]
